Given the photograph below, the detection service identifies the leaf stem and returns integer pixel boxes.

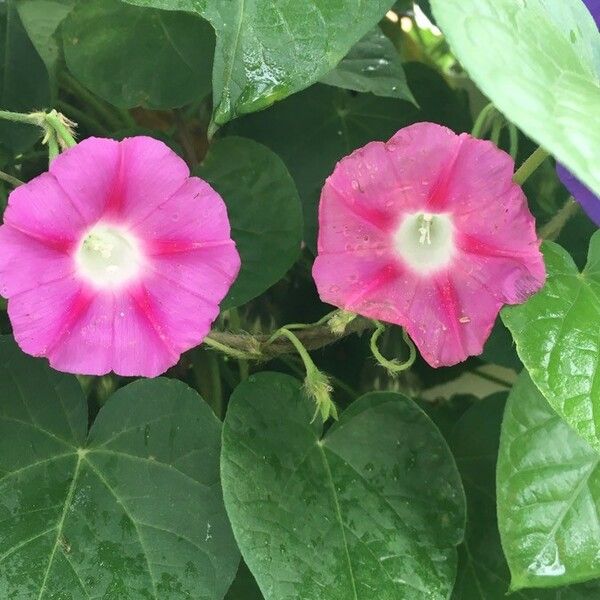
[513,146,549,185]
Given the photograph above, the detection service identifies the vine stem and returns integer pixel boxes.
[539,197,579,241]
[0,170,23,187]
[0,109,44,126]
[205,316,374,361]
[369,322,416,375]
[513,146,549,185]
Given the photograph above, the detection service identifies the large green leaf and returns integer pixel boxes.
[221,372,466,599]
[451,393,510,599]
[0,0,50,152]
[123,0,395,124]
[502,232,600,452]
[450,391,600,599]
[16,0,74,78]
[231,62,471,248]
[0,336,239,599]
[63,0,214,109]
[497,373,600,591]
[320,26,415,102]
[431,0,600,196]
[197,136,303,309]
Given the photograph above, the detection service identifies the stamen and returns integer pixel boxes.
[75,223,143,288]
[418,213,433,245]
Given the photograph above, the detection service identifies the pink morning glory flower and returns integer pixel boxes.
[312,122,545,367]
[0,136,240,377]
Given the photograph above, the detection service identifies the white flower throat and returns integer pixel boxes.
[75,223,143,288]
[394,212,455,274]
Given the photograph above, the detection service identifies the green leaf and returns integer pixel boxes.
[450,392,600,599]
[497,373,600,590]
[123,0,396,124]
[0,336,239,599]
[320,27,416,102]
[197,136,303,309]
[450,393,511,599]
[62,0,214,109]
[16,0,74,78]
[221,372,466,599]
[231,62,471,248]
[0,0,50,152]
[431,0,600,196]
[502,232,600,452]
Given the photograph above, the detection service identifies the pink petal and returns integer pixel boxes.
[148,245,241,306]
[313,251,407,324]
[8,278,87,359]
[107,136,190,223]
[386,123,461,213]
[136,273,219,358]
[49,137,121,225]
[3,173,86,248]
[132,177,235,254]
[0,225,74,297]
[112,290,180,378]
[316,182,392,255]
[404,271,502,367]
[47,292,114,376]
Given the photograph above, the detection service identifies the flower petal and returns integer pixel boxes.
[49,137,121,225]
[109,136,190,223]
[132,176,236,253]
[4,173,86,247]
[8,278,86,360]
[0,225,74,297]
[148,245,241,306]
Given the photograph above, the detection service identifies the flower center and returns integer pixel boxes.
[75,223,143,288]
[394,212,454,274]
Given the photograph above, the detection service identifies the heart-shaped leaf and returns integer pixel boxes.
[320,27,416,102]
[502,232,600,452]
[431,0,600,196]
[63,0,214,109]
[197,136,303,309]
[123,0,395,124]
[0,336,239,599]
[497,373,600,591]
[16,0,74,78]
[221,372,466,599]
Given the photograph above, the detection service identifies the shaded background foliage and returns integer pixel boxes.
[0,0,599,598]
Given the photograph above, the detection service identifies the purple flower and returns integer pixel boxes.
[584,0,599,24]
[555,0,599,225]
[556,164,600,226]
